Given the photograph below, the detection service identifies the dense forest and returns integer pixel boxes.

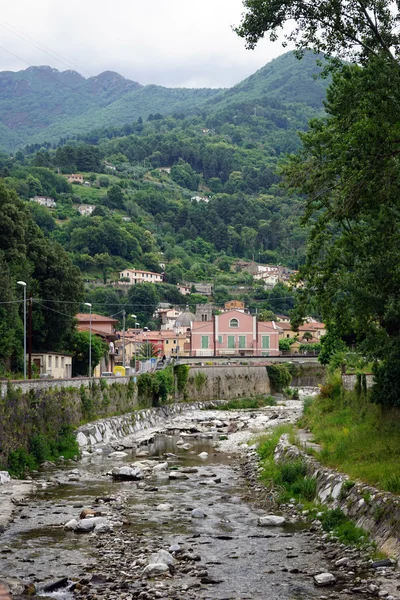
[0,50,330,373]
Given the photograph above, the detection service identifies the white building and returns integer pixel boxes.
[77,204,96,216]
[191,195,210,203]
[31,352,72,379]
[119,269,163,285]
[30,196,56,208]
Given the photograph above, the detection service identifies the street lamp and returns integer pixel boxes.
[17,281,27,380]
[84,303,92,377]
[131,315,137,371]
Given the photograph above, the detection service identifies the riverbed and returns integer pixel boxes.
[0,396,397,599]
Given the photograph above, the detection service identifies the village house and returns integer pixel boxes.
[118,329,189,364]
[191,195,210,203]
[177,283,191,295]
[118,269,163,285]
[30,196,57,208]
[191,309,280,357]
[157,167,171,174]
[223,300,246,312]
[66,174,84,184]
[76,313,119,374]
[278,321,326,341]
[191,282,213,296]
[77,204,96,216]
[159,308,183,331]
[31,352,72,379]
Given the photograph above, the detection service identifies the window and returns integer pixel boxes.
[239,335,246,349]
[61,357,65,368]
[228,335,235,349]
[48,356,52,368]
[229,318,239,328]
[55,356,59,368]
[201,335,209,349]
[165,340,169,344]
[218,335,223,344]
[173,340,176,344]
[262,335,270,349]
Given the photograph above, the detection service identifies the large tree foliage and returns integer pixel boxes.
[0,183,84,373]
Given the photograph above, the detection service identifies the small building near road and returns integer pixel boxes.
[31,352,72,379]
[77,204,96,216]
[118,269,163,285]
[30,196,57,208]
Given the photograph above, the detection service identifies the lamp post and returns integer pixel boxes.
[122,310,126,370]
[17,281,27,380]
[84,302,92,377]
[131,315,137,371]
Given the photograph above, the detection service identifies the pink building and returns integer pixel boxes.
[190,310,280,357]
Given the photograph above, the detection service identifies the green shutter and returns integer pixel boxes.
[262,335,270,349]
[218,335,223,344]
[228,335,235,349]
[239,335,246,349]
[201,335,209,349]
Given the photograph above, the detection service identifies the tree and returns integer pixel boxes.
[127,283,160,326]
[104,185,124,209]
[69,330,108,377]
[235,0,399,65]
[138,341,159,360]
[99,175,110,188]
[257,309,277,322]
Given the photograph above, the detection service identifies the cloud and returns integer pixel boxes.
[0,0,286,87]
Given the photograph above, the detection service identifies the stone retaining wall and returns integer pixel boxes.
[183,365,270,401]
[0,376,130,399]
[275,434,400,558]
[342,373,374,391]
[76,401,222,450]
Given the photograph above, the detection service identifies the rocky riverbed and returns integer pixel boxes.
[1,394,399,599]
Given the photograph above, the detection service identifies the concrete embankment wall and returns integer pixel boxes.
[0,366,270,468]
[275,435,400,559]
[181,365,270,401]
[287,363,326,388]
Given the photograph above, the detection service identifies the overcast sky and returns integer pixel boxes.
[0,0,288,88]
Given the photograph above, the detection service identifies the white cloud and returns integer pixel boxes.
[0,0,286,87]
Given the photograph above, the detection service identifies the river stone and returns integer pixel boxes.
[198,452,208,459]
[314,573,336,587]
[111,466,143,480]
[94,522,111,534]
[0,471,11,485]
[108,451,128,458]
[76,432,88,447]
[169,544,182,553]
[75,517,107,533]
[182,443,192,450]
[156,503,174,511]
[64,518,78,530]
[149,550,175,566]
[258,515,286,527]
[153,462,169,472]
[192,509,206,519]
[142,563,170,577]
[169,471,189,480]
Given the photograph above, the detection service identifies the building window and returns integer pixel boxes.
[201,335,209,350]
[239,335,246,349]
[218,335,223,344]
[173,340,176,344]
[48,356,52,368]
[229,318,239,328]
[55,356,59,368]
[262,335,270,350]
[228,335,235,349]
[61,357,65,367]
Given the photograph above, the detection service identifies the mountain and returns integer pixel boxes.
[0,52,329,151]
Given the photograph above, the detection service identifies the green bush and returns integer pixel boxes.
[174,364,190,393]
[267,364,291,391]
[214,395,276,410]
[194,371,207,391]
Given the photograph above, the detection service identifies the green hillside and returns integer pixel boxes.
[0,51,329,151]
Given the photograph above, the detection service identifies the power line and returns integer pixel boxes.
[0,43,104,109]
[0,21,93,77]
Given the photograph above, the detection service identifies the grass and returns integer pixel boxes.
[300,372,400,493]
[213,395,277,410]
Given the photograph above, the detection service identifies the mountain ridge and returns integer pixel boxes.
[0,51,329,151]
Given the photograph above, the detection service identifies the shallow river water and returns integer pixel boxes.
[0,405,386,600]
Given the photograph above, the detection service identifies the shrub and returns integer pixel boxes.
[267,364,291,391]
[174,364,190,393]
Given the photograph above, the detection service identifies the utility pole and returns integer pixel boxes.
[17,281,27,379]
[28,294,33,379]
[122,310,126,370]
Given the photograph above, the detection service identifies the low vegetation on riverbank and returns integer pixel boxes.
[255,424,375,550]
[300,372,400,493]
[212,395,276,410]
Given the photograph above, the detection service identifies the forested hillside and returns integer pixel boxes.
[0,51,328,151]
[0,50,330,373]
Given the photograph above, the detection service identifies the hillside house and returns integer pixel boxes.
[31,352,72,379]
[77,204,96,216]
[118,269,163,285]
[224,300,245,312]
[30,196,56,208]
[66,174,84,184]
[192,282,213,296]
[191,310,280,357]
[177,283,191,295]
[278,321,326,341]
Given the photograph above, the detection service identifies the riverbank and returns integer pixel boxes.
[1,392,399,600]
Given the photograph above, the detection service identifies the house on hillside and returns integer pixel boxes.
[118,269,163,285]
[77,204,96,216]
[191,309,280,357]
[76,312,119,374]
[224,300,245,312]
[31,352,72,379]
[192,282,213,296]
[177,283,191,295]
[278,321,326,341]
[66,174,84,184]
[30,196,56,208]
